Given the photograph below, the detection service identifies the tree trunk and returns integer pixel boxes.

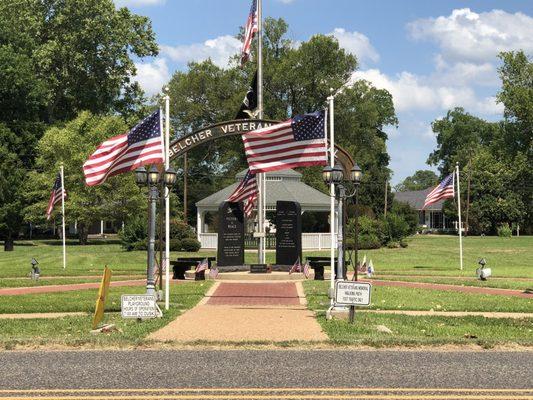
[4,237,14,251]
[78,223,88,245]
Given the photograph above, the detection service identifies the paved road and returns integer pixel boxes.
[0,350,531,399]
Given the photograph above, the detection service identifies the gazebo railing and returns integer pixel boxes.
[198,232,335,250]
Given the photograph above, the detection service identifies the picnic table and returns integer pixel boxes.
[170,257,216,280]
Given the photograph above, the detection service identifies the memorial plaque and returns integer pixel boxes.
[217,201,245,267]
[275,201,302,267]
[250,264,269,273]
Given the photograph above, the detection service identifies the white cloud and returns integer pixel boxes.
[160,35,241,68]
[115,0,165,6]
[352,68,503,116]
[277,0,296,3]
[408,8,533,63]
[133,58,170,96]
[431,56,499,87]
[330,28,379,64]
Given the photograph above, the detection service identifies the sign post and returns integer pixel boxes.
[335,281,372,323]
[121,294,159,319]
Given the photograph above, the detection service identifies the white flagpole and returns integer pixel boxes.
[456,162,463,271]
[257,0,265,264]
[60,163,66,270]
[327,94,335,306]
[164,97,171,310]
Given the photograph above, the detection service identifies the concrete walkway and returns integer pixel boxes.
[149,282,328,343]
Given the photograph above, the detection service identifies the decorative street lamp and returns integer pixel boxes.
[322,162,363,317]
[135,165,177,296]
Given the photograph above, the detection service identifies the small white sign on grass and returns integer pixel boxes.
[121,294,158,319]
[335,281,372,306]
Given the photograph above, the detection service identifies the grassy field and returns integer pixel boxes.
[303,281,533,347]
[0,281,212,349]
[1,236,531,280]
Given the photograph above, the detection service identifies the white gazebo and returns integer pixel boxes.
[195,169,337,249]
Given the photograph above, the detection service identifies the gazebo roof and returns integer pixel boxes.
[394,188,445,211]
[196,169,332,212]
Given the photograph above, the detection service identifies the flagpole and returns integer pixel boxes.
[60,163,66,270]
[164,95,171,310]
[327,93,335,308]
[456,162,463,271]
[257,0,265,264]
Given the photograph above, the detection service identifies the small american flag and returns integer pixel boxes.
[195,258,209,274]
[242,111,327,173]
[209,266,219,279]
[289,257,301,274]
[241,0,258,66]
[83,110,164,186]
[423,173,454,209]
[302,261,310,279]
[46,173,66,220]
[227,169,258,217]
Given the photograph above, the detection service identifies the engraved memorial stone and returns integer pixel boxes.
[217,202,245,267]
[275,201,302,267]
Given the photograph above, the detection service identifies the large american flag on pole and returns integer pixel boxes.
[242,110,327,173]
[423,173,455,208]
[46,173,66,220]
[241,0,258,66]
[227,169,258,217]
[83,110,164,186]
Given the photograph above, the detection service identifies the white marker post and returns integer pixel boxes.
[456,162,463,271]
[60,163,66,270]
[164,94,171,310]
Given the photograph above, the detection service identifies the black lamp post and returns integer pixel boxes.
[135,165,177,296]
[322,163,363,284]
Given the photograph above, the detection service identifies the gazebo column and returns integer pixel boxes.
[196,209,203,240]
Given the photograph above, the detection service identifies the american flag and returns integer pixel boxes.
[83,110,164,186]
[302,261,310,279]
[209,266,219,279]
[242,111,327,173]
[423,173,455,209]
[241,0,258,66]
[195,258,209,274]
[227,169,258,217]
[46,173,66,220]
[289,257,301,274]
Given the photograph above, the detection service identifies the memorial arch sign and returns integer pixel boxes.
[168,119,355,174]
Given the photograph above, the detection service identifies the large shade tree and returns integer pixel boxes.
[166,18,397,224]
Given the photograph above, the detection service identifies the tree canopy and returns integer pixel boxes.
[394,170,439,192]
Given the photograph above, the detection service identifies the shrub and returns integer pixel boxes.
[119,217,146,251]
[390,200,418,235]
[497,223,512,238]
[383,213,411,243]
[132,240,147,251]
[358,234,382,249]
[181,237,201,252]
[170,219,196,240]
[169,239,182,251]
[387,241,400,249]
[400,240,409,248]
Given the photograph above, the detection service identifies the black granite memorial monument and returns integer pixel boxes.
[275,200,302,268]
[217,201,245,268]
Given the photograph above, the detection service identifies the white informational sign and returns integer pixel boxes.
[335,281,372,306]
[121,294,158,319]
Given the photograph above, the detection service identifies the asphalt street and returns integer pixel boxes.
[0,350,531,399]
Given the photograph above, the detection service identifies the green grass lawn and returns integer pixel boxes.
[303,281,533,347]
[0,281,212,349]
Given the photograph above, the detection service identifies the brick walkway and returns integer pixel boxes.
[206,282,301,306]
[0,280,146,296]
[361,279,533,299]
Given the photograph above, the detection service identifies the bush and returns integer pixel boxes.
[383,213,411,243]
[390,200,418,235]
[169,239,182,251]
[119,217,146,251]
[169,219,196,240]
[387,241,400,249]
[400,240,408,248]
[358,234,382,249]
[132,240,147,251]
[497,223,512,238]
[181,237,201,252]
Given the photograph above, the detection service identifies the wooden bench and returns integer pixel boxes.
[305,256,350,280]
[170,257,216,280]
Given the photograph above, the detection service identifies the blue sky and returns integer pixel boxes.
[116,0,533,184]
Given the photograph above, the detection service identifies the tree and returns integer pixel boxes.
[24,112,146,244]
[394,170,439,192]
[0,0,157,248]
[165,18,397,223]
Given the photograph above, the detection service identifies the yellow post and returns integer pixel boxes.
[92,265,112,329]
